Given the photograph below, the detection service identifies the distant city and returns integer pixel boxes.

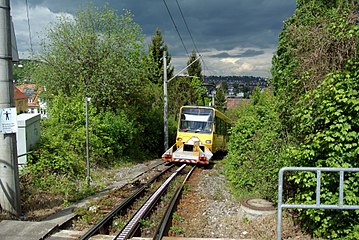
[204,75,268,86]
[203,75,269,98]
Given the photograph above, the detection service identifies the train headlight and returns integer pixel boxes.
[199,152,206,161]
[177,138,182,142]
[205,140,211,144]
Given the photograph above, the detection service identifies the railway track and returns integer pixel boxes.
[75,163,195,240]
[0,161,196,240]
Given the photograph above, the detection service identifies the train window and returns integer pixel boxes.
[179,108,214,133]
[220,119,224,134]
[214,117,228,135]
[182,107,213,116]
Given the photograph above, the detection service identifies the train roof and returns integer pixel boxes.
[180,105,232,124]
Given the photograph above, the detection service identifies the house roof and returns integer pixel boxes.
[14,86,28,99]
[16,84,37,97]
[16,84,43,107]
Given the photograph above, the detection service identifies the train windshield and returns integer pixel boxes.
[179,108,214,133]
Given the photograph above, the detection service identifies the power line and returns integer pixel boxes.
[25,0,33,53]
[175,0,199,54]
[174,0,209,77]
[162,0,189,55]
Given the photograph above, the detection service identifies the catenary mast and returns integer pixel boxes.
[0,0,21,216]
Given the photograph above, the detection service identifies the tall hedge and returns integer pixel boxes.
[270,0,359,238]
[287,60,359,239]
[224,88,288,200]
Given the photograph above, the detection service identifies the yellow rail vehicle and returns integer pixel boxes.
[162,106,231,165]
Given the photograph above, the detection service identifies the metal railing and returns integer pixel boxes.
[277,167,359,240]
[17,151,32,158]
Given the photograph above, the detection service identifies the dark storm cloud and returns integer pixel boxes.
[172,0,296,51]
[11,0,296,76]
[239,49,265,57]
[211,49,265,58]
[210,52,233,58]
[14,0,295,56]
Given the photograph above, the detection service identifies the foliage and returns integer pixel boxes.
[93,109,138,165]
[287,60,359,238]
[269,0,358,238]
[33,4,149,112]
[232,82,240,95]
[26,92,138,176]
[271,1,358,129]
[135,104,166,157]
[22,92,141,207]
[224,88,288,200]
[27,3,166,168]
[189,76,208,106]
[215,81,227,111]
[187,50,202,79]
[148,28,174,85]
[26,93,89,176]
[168,76,191,117]
[13,60,34,84]
[167,76,208,118]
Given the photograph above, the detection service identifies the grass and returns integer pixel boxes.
[170,226,185,235]
[172,212,183,222]
[17,164,127,220]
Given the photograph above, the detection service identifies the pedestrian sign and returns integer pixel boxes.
[0,108,17,134]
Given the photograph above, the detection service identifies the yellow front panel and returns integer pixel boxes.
[176,131,213,151]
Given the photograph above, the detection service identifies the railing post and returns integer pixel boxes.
[277,168,285,240]
[277,167,359,239]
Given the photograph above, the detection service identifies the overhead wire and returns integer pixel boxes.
[25,0,34,53]
[174,0,199,54]
[162,0,189,56]
[174,0,210,78]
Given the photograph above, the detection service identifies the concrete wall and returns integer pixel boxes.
[16,113,40,165]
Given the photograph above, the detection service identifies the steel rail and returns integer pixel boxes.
[115,164,187,240]
[154,165,196,240]
[80,163,174,240]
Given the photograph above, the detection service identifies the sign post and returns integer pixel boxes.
[0,107,18,133]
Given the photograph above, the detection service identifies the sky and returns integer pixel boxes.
[10,0,296,77]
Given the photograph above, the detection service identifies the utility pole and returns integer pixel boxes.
[163,51,168,151]
[85,97,92,186]
[163,54,201,151]
[0,0,21,216]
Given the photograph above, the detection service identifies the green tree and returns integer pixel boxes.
[189,76,207,105]
[232,82,240,96]
[167,75,209,121]
[13,60,34,84]
[28,3,166,172]
[148,28,174,85]
[288,61,359,238]
[168,76,191,116]
[33,4,150,112]
[215,82,227,111]
[241,85,251,99]
[187,50,202,79]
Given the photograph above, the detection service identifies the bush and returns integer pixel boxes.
[26,93,89,176]
[267,1,358,238]
[93,110,138,166]
[25,92,139,176]
[287,60,359,238]
[224,88,288,200]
